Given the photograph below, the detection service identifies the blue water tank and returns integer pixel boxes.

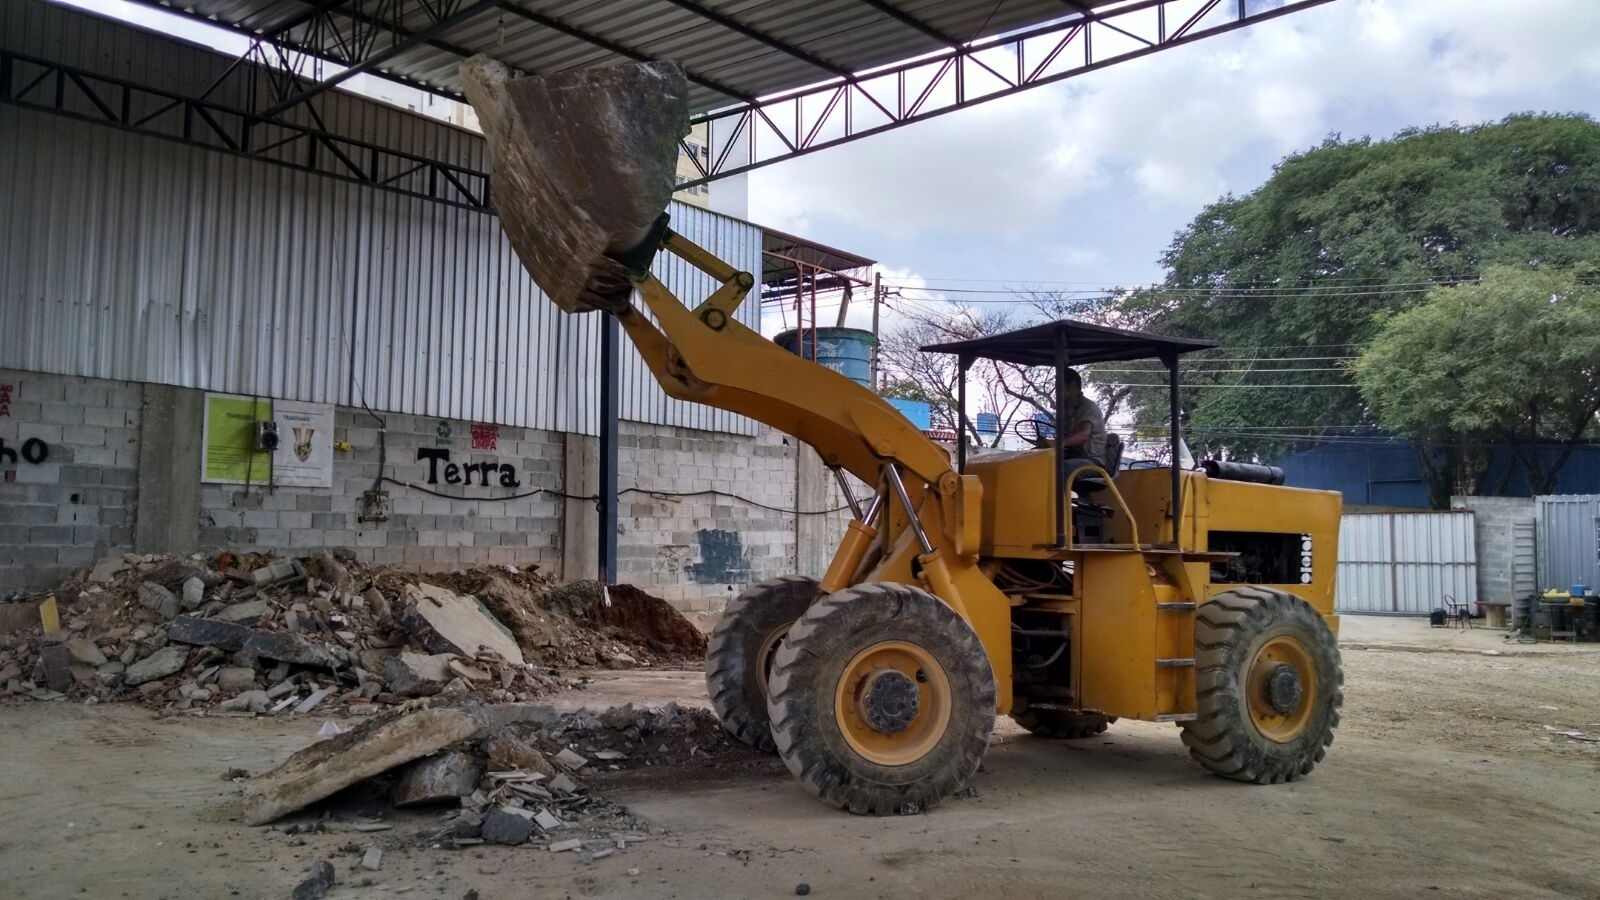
[887,398,931,430]
[773,327,877,388]
[976,412,999,435]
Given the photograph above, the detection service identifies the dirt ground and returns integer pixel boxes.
[3,616,1599,899]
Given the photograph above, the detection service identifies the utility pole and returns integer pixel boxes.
[869,271,882,392]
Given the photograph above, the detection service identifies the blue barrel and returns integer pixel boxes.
[774,327,876,388]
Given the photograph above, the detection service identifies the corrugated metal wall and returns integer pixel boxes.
[1537,495,1600,592]
[0,1,761,436]
[1336,512,1478,615]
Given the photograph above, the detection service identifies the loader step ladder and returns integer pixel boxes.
[1154,594,1198,721]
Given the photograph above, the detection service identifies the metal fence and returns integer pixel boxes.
[1336,512,1478,615]
[1537,495,1600,592]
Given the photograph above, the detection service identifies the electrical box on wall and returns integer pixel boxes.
[254,421,280,451]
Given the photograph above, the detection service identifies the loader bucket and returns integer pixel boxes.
[461,56,689,313]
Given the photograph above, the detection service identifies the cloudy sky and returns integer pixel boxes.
[745,0,1600,329]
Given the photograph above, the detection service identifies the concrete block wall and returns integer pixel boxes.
[1450,495,1536,603]
[198,409,567,573]
[1,369,834,612]
[0,369,142,589]
[616,423,798,610]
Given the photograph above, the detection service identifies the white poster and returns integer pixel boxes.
[272,400,335,488]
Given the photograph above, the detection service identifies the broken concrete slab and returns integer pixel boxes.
[211,600,271,625]
[360,847,383,872]
[391,751,485,807]
[166,616,254,651]
[549,838,583,853]
[219,689,270,713]
[549,773,578,795]
[554,748,588,771]
[243,702,556,824]
[382,652,453,698]
[533,808,563,831]
[215,666,257,692]
[449,659,491,682]
[124,646,189,685]
[88,555,129,584]
[482,729,557,778]
[65,637,107,667]
[481,807,535,845]
[242,631,335,668]
[244,707,479,824]
[400,582,524,664]
[138,582,179,619]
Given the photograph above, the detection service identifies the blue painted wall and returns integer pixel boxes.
[1275,436,1600,507]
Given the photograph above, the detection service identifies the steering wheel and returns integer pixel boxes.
[1013,419,1054,449]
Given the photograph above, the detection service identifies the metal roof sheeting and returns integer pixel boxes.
[135,0,1096,112]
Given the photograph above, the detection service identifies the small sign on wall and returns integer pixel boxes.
[202,394,272,484]
[273,400,335,488]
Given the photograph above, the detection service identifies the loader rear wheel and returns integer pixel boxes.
[1180,587,1342,784]
[706,576,819,753]
[1011,708,1117,739]
[766,582,995,815]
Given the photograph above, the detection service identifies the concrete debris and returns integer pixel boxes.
[218,689,271,714]
[243,706,483,825]
[3,552,696,718]
[400,583,524,665]
[215,666,257,692]
[360,846,383,872]
[392,751,486,807]
[554,748,589,771]
[138,582,179,620]
[533,808,563,831]
[481,807,536,845]
[212,600,271,624]
[549,839,584,853]
[291,859,336,900]
[482,729,557,778]
[123,646,188,686]
[180,576,205,611]
[64,637,107,667]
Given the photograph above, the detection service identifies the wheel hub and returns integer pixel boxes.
[860,670,920,734]
[1263,664,1302,714]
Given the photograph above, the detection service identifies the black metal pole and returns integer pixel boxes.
[1054,332,1068,548]
[956,354,970,474]
[1167,353,1182,547]
[599,314,621,583]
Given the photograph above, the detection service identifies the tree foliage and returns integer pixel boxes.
[1351,267,1600,506]
[1115,114,1600,460]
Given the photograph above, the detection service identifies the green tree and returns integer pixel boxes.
[1351,267,1600,507]
[1116,114,1600,460]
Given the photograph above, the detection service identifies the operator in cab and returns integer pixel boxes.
[1055,368,1107,470]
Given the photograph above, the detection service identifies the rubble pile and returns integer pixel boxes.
[0,550,704,713]
[246,701,716,862]
[501,701,738,769]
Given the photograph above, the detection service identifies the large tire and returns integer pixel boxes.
[1181,587,1343,784]
[1011,708,1117,739]
[706,575,818,753]
[766,582,996,815]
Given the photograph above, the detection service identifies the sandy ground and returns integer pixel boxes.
[3,617,1599,899]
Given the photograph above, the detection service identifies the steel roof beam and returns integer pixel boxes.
[493,4,754,103]
[259,0,502,118]
[654,0,854,79]
[681,0,1334,189]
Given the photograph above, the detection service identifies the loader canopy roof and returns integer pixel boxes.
[920,319,1217,366]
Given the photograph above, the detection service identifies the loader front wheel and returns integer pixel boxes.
[766,582,996,815]
[1011,708,1116,739]
[706,576,819,753]
[1180,587,1342,784]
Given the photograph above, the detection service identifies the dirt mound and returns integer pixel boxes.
[543,581,707,660]
[505,702,736,769]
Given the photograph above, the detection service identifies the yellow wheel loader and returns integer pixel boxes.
[464,58,1344,815]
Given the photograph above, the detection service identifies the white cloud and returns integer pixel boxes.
[750,0,1600,235]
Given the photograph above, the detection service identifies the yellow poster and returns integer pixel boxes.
[202,394,272,484]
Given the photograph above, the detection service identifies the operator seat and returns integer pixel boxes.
[1069,432,1122,493]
